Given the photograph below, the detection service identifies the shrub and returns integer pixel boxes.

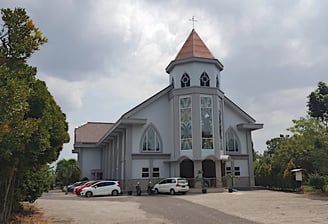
[309,173,326,192]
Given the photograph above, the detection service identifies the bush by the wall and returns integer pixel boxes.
[309,173,326,192]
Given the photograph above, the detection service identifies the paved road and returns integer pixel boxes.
[36,190,328,224]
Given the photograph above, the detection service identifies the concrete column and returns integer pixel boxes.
[247,131,255,187]
[215,160,222,187]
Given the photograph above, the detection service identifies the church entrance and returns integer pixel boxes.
[202,159,216,187]
[180,159,194,187]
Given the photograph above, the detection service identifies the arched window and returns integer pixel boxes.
[141,124,162,152]
[225,128,239,152]
[216,75,219,88]
[181,73,190,87]
[200,72,210,86]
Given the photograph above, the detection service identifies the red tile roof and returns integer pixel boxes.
[75,122,114,143]
[175,29,214,60]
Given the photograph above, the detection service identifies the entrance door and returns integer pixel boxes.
[202,159,216,187]
[180,159,194,187]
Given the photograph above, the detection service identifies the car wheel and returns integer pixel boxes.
[169,189,175,195]
[112,190,119,196]
[154,188,159,194]
[85,191,93,198]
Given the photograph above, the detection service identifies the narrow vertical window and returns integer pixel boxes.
[201,96,213,149]
[200,72,210,86]
[180,96,192,150]
[218,99,223,151]
[181,73,190,87]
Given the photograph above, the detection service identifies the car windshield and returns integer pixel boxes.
[178,179,187,184]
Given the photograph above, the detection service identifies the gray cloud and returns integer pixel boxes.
[2,0,328,158]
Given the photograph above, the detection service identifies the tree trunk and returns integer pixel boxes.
[0,168,17,223]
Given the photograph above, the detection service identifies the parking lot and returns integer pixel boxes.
[36,189,328,223]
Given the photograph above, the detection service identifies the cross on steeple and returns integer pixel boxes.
[189,16,198,29]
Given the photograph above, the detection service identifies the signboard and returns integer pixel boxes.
[295,172,302,181]
[291,168,302,181]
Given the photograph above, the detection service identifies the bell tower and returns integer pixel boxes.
[166,29,224,89]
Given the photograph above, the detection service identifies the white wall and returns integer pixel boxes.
[131,159,170,179]
[234,160,249,177]
[170,62,220,88]
[223,104,250,154]
[81,147,101,179]
[131,160,149,179]
[130,93,171,154]
[152,159,170,178]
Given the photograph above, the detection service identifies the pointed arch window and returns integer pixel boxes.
[141,124,162,152]
[181,73,190,88]
[225,128,239,152]
[216,75,219,88]
[200,72,210,86]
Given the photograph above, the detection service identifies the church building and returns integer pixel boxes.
[73,29,263,189]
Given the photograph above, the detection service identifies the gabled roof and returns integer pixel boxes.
[223,96,255,123]
[97,85,173,145]
[175,29,214,60]
[75,122,114,143]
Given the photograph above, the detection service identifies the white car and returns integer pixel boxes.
[153,177,189,195]
[80,181,121,197]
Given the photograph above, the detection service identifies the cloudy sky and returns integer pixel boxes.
[2,0,328,160]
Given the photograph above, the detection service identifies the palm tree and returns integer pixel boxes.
[56,159,81,192]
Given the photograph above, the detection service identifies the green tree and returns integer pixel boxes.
[0,8,69,223]
[20,165,54,202]
[286,118,326,174]
[55,159,81,189]
[307,81,328,126]
[265,136,288,158]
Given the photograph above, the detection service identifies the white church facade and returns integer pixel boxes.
[73,29,263,190]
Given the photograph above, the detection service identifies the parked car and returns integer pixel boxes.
[80,181,121,197]
[63,181,87,192]
[75,180,100,196]
[153,177,189,195]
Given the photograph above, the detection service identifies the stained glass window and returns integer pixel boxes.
[141,125,161,152]
[180,96,192,150]
[201,96,213,149]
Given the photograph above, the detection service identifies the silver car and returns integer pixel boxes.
[153,178,189,195]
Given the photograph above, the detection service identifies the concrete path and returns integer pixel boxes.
[35,190,328,224]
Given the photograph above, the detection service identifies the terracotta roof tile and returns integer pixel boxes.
[175,29,214,60]
[75,122,114,143]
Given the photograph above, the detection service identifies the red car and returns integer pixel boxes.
[75,180,99,196]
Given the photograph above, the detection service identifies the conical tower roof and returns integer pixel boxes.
[175,29,214,60]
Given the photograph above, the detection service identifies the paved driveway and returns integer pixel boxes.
[36,190,328,224]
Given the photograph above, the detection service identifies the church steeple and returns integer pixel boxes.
[175,29,215,60]
[166,29,224,89]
